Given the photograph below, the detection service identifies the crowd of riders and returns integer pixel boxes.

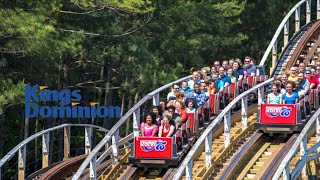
[267,61,320,104]
[140,56,262,137]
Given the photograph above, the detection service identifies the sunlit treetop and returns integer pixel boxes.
[71,0,154,14]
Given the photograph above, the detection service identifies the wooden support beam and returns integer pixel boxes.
[64,126,70,159]
[18,146,26,180]
[133,108,140,137]
[185,159,193,180]
[224,111,231,148]
[112,129,119,166]
[42,132,49,168]
[205,131,212,170]
[90,155,97,180]
[241,97,248,131]
[284,20,289,47]
[282,163,290,180]
[153,93,159,106]
[271,41,278,75]
[306,0,311,23]
[300,135,307,177]
[317,117,320,153]
[317,0,320,19]
[85,127,92,154]
[295,6,301,33]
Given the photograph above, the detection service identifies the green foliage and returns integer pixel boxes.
[0,0,297,158]
[71,0,153,13]
[238,0,297,60]
[0,77,24,107]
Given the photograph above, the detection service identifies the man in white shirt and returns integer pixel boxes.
[167,83,180,101]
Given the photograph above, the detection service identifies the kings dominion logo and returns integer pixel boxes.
[25,84,121,119]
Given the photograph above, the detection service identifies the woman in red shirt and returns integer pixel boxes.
[158,115,175,137]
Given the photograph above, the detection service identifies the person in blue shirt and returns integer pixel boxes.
[218,67,231,87]
[179,81,191,95]
[293,81,303,95]
[282,81,299,104]
[297,72,310,98]
[244,56,257,76]
[212,73,224,92]
[232,61,244,82]
[186,83,207,107]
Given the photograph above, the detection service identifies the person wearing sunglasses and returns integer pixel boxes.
[305,70,317,89]
[244,56,256,76]
[167,83,179,101]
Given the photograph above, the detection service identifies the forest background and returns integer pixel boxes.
[0,0,300,159]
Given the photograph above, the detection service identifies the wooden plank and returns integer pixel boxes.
[195,111,258,178]
[200,117,256,180]
[254,143,286,179]
[236,143,271,180]
[102,148,130,179]
[186,105,258,179]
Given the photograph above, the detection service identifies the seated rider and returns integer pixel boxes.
[186,101,196,113]
[140,113,158,137]
[167,105,182,130]
[282,81,299,104]
[158,115,175,137]
[267,83,282,104]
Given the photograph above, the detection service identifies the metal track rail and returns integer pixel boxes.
[259,134,298,179]
[218,132,264,179]
[233,135,295,180]
[102,105,257,180]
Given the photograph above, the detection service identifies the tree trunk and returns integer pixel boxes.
[134,93,140,123]
[0,108,5,158]
[57,55,70,161]
[24,117,29,140]
[92,64,105,145]
[91,88,97,146]
[34,117,39,169]
[125,95,132,136]
[103,60,113,130]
